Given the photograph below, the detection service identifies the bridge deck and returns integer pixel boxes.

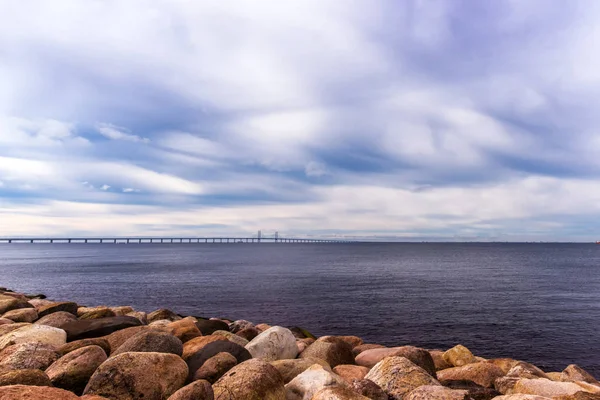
[0,237,353,244]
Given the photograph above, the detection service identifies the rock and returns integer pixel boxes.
[356,346,437,377]
[561,365,600,385]
[46,345,107,395]
[256,323,272,332]
[245,326,298,361]
[164,317,203,343]
[229,320,254,333]
[509,378,595,397]
[194,351,237,383]
[337,336,364,348]
[430,350,453,371]
[196,319,229,335]
[0,342,59,371]
[493,395,553,400]
[351,379,388,400]
[169,380,214,400]
[506,362,549,380]
[237,326,260,341]
[444,379,501,400]
[1,309,37,323]
[34,312,77,329]
[103,326,153,352]
[437,362,505,388]
[183,335,229,360]
[290,326,316,339]
[187,340,252,381]
[443,345,475,368]
[0,325,66,351]
[28,299,53,308]
[59,338,110,356]
[213,330,249,347]
[79,309,116,320]
[61,316,143,341]
[333,365,370,384]
[81,396,112,400]
[352,344,386,357]
[312,386,371,399]
[364,356,441,400]
[109,306,135,316]
[125,311,148,324]
[489,359,521,375]
[404,385,470,399]
[271,357,332,383]
[37,302,78,318]
[298,340,310,354]
[147,308,181,323]
[0,298,33,315]
[547,372,563,381]
[0,384,80,399]
[285,364,347,400]
[0,369,52,386]
[496,377,521,394]
[300,340,355,368]
[149,319,172,328]
[83,352,188,399]
[111,330,183,357]
[213,358,286,399]
[0,320,12,326]
[556,393,600,400]
[0,323,30,336]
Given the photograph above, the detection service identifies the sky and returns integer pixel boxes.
[1,0,600,241]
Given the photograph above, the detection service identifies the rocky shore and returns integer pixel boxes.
[0,288,598,400]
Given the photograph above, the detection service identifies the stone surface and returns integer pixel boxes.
[28,299,53,308]
[300,340,355,368]
[79,309,116,320]
[493,396,553,400]
[194,351,237,383]
[80,396,112,400]
[183,335,229,360]
[169,380,214,400]
[0,369,52,386]
[245,326,298,361]
[46,345,107,395]
[164,317,203,343]
[271,357,331,383]
[37,302,78,318]
[83,352,188,400]
[229,319,254,333]
[34,312,77,329]
[364,356,441,400]
[0,342,59,371]
[0,384,80,399]
[103,326,153,352]
[285,364,347,400]
[0,319,11,326]
[444,379,501,400]
[148,308,181,323]
[0,298,33,315]
[125,311,148,324]
[506,362,549,380]
[187,340,252,381]
[0,324,66,351]
[312,386,371,399]
[196,319,229,335]
[109,306,135,316]
[509,378,594,397]
[351,379,388,400]
[1,308,37,323]
[237,326,260,341]
[489,359,521,375]
[213,330,249,347]
[255,323,272,332]
[59,338,110,357]
[443,345,475,368]
[353,344,386,358]
[561,365,599,385]
[213,358,286,400]
[333,364,370,384]
[0,323,30,336]
[430,350,453,371]
[111,330,183,357]
[62,316,143,341]
[437,362,505,388]
[404,385,470,400]
[290,326,317,339]
[356,346,437,377]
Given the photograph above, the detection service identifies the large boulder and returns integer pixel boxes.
[489,359,521,374]
[194,352,237,383]
[312,386,371,399]
[0,342,59,371]
[147,308,181,323]
[186,340,251,381]
[443,345,475,367]
[126,311,148,324]
[111,330,183,357]
[364,356,441,400]
[446,379,501,399]
[404,384,470,399]
[59,338,111,357]
[34,312,77,329]
[83,352,188,399]
[229,320,254,333]
[164,317,202,343]
[506,362,549,380]
[0,298,33,315]
[46,345,107,395]
[0,323,30,337]
[62,316,142,341]
[351,379,388,400]
[430,350,453,371]
[196,319,229,335]
[356,346,437,377]
[560,365,599,385]
[0,325,66,351]
[285,364,347,400]
[0,369,52,386]
[213,330,249,347]
[507,378,596,397]
[245,326,298,361]
[109,306,135,316]
[169,380,214,400]
[213,358,286,399]
[0,384,80,399]
[300,340,355,368]
[437,361,505,388]
[271,357,331,383]
[103,326,153,352]
[1,309,37,323]
[333,365,370,384]
[183,335,229,360]
[79,309,116,320]
[493,396,554,399]
[37,302,78,318]
[237,327,260,341]
[352,344,386,357]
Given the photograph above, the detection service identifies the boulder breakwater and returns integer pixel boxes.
[0,287,598,400]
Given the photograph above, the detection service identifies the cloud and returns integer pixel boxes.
[96,123,150,143]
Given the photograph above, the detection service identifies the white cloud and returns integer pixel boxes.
[101,184,110,191]
[96,123,149,143]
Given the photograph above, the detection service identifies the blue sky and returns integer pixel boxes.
[1,0,600,240]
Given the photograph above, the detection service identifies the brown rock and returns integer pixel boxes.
[351,379,389,400]
[430,350,453,371]
[46,345,107,395]
[0,319,12,326]
[182,335,229,360]
[337,336,364,348]
[333,364,369,384]
[28,299,53,308]
[352,344,386,357]
[0,369,52,386]
[556,393,600,400]
[510,378,595,397]
[83,352,188,399]
[37,302,78,318]
[0,323,30,336]
[79,309,116,320]
[437,362,505,388]
[443,345,475,367]
[103,325,153,352]
[80,396,112,400]
[356,346,437,377]
[62,316,143,341]
[0,342,59,371]
[1,309,37,323]
[125,311,148,324]
[561,365,600,385]
[271,357,331,383]
[229,320,253,333]
[194,352,237,383]
[404,385,470,399]
[364,356,441,400]
[255,323,272,332]
[196,319,229,335]
[164,317,202,343]
[109,306,135,316]
[506,362,549,379]
[297,340,310,354]
[0,298,33,315]
[213,330,249,347]
[300,340,355,368]
[237,326,259,341]
[34,312,77,329]
[147,308,181,323]
[489,359,520,375]
[285,364,348,400]
[0,384,80,399]
[111,330,183,357]
[312,386,371,399]
[547,372,563,381]
[169,380,214,400]
[213,359,286,399]
[445,379,501,400]
[59,338,110,357]
[186,340,251,381]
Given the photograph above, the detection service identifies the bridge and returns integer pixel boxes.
[0,236,354,244]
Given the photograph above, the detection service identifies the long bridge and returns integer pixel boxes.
[0,237,354,244]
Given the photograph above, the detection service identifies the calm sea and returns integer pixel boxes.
[0,243,598,375]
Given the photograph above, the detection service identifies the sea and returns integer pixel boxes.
[0,242,599,375]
